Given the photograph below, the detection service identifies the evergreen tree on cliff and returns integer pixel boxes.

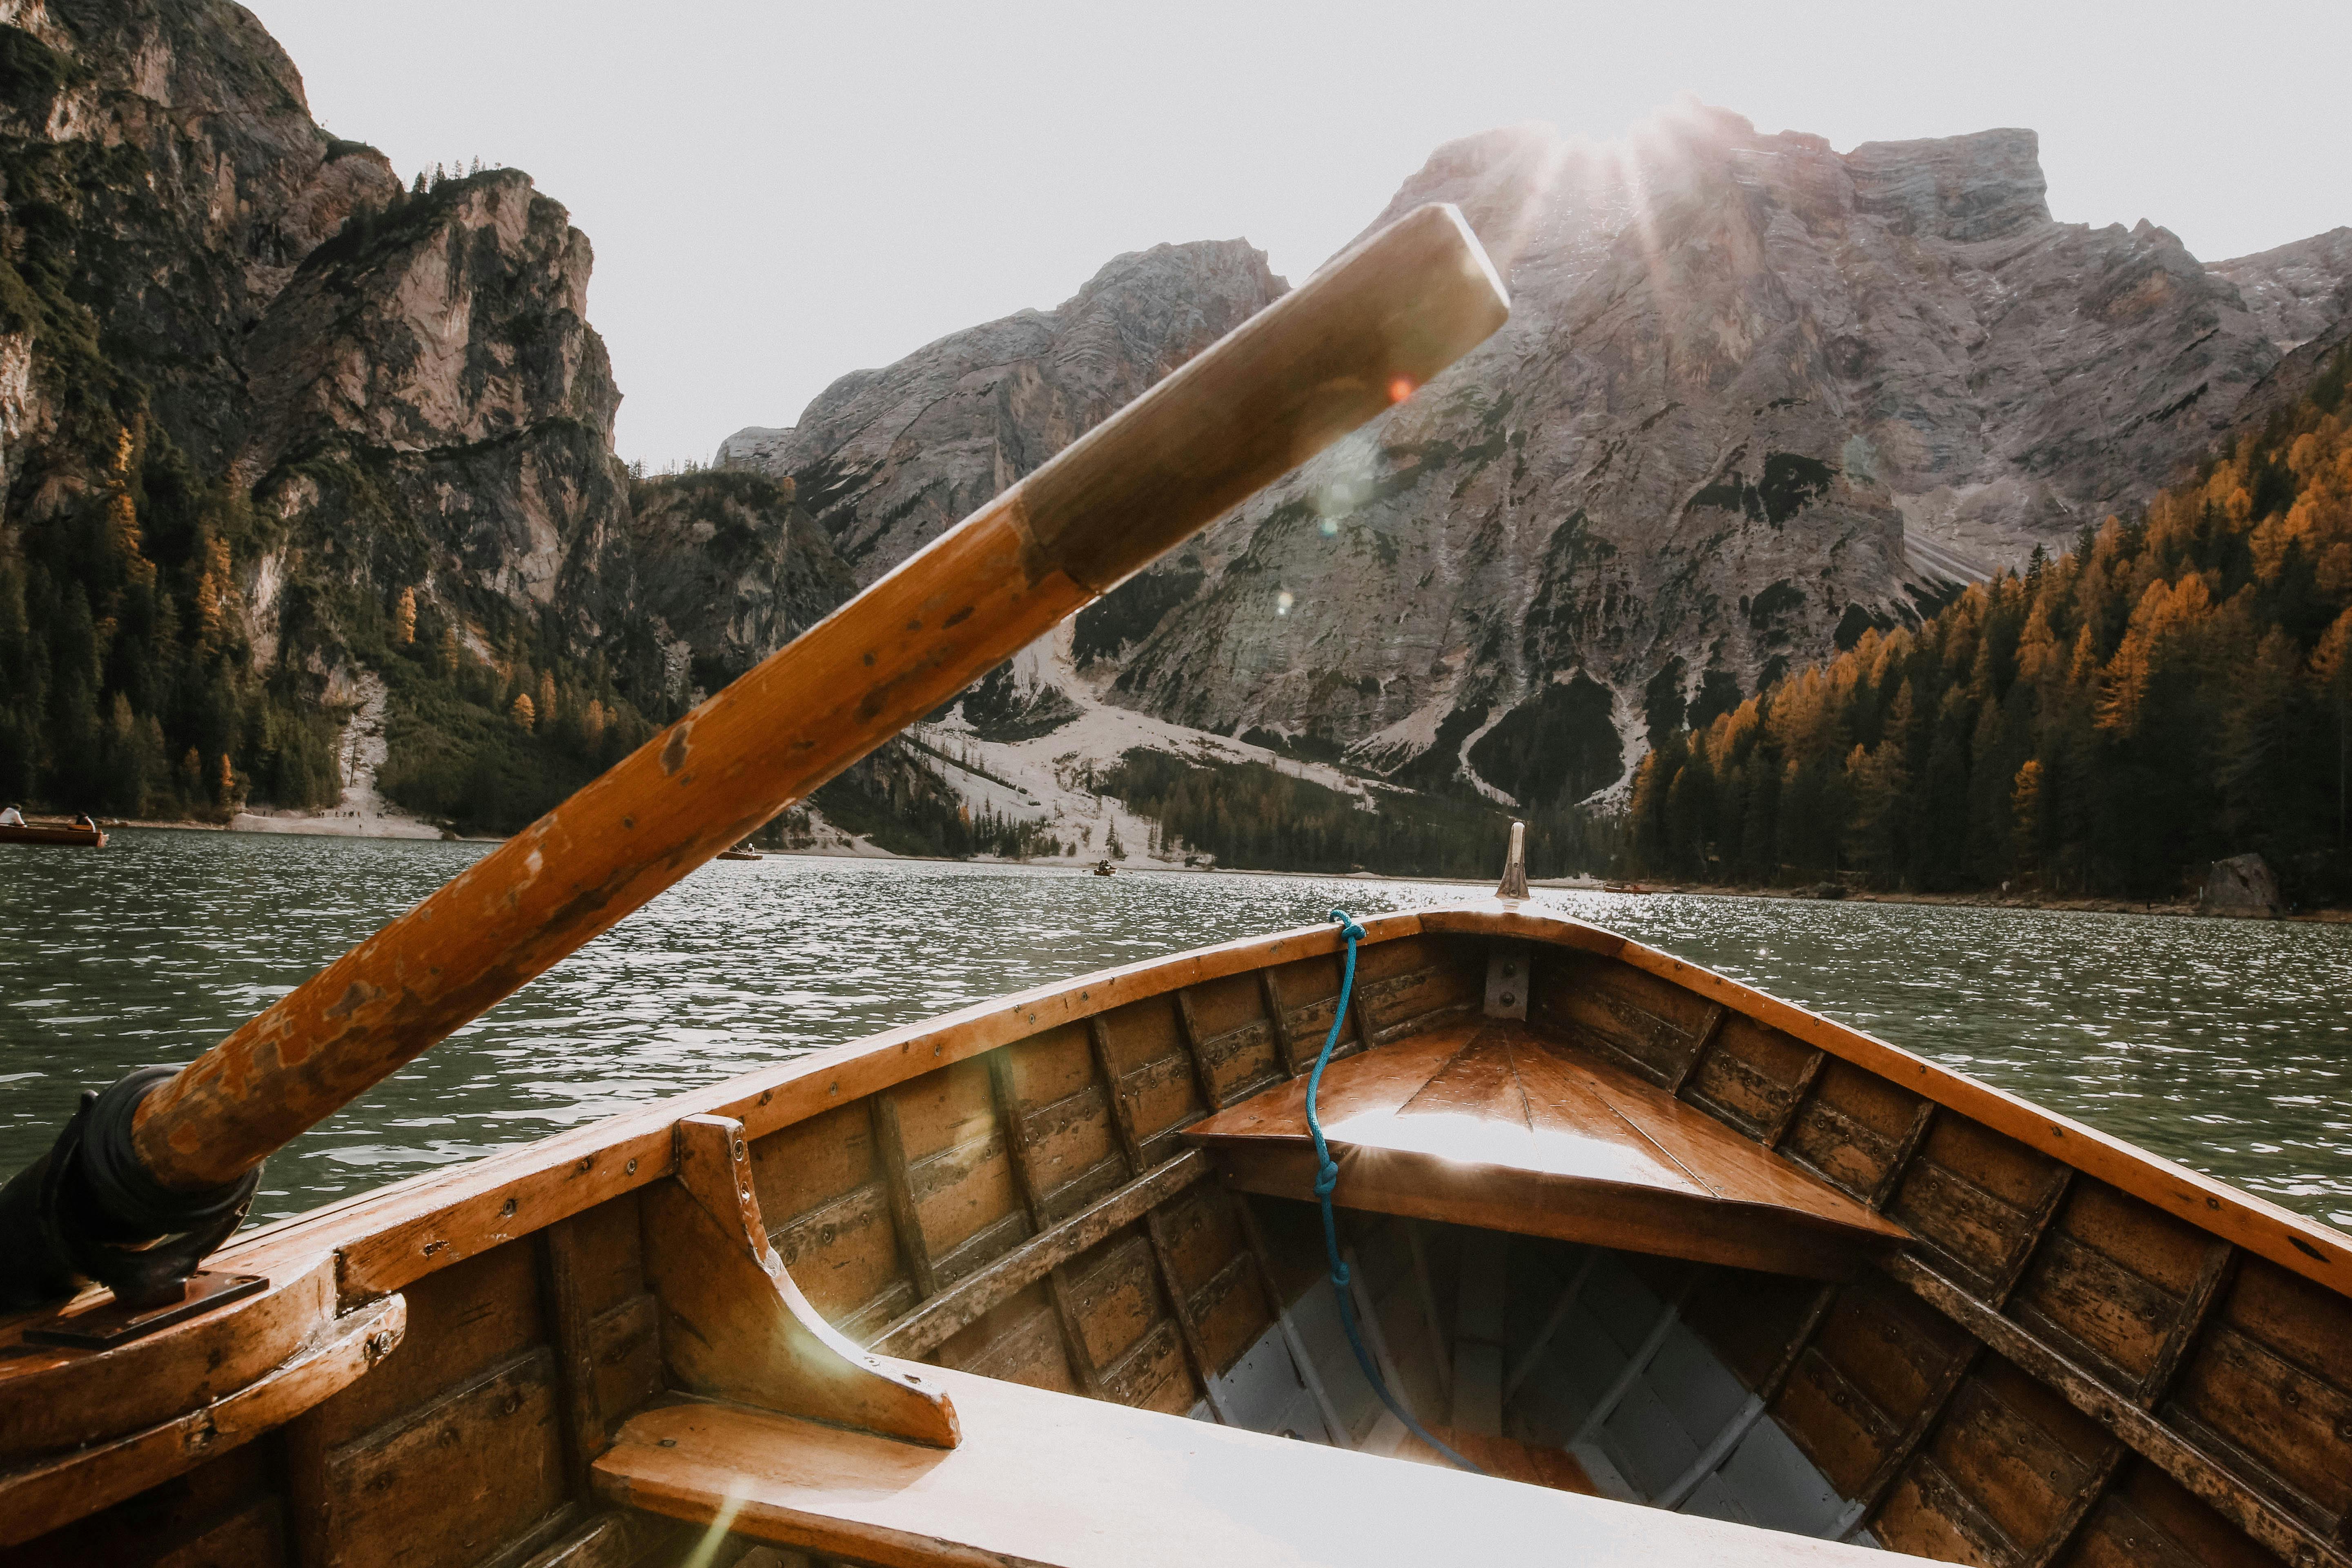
[1629,350,2352,904]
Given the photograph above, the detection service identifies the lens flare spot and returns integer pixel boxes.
[1276,590,1294,617]
[1319,518,1339,537]
[1389,377,1414,403]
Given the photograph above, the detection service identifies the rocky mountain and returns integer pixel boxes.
[719,239,1288,584]
[0,0,842,829]
[7,1,2347,872]
[722,107,2352,833]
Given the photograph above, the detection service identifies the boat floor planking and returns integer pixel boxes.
[5,906,2350,1568]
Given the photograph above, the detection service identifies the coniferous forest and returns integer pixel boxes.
[1628,350,2352,904]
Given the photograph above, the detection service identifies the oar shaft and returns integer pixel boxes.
[131,204,1510,1192]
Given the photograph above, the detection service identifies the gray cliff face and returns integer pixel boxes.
[625,470,853,706]
[0,0,841,733]
[1102,111,2333,810]
[234,167,641,655]
[0,0,404,497]
[741,109,2351,813]
[719,240,1289,584]
[2213,228,2352,353]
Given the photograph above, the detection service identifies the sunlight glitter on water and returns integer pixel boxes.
[1,829,2345,1227]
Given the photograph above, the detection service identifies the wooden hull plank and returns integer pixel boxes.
[591,1367,1884,1567]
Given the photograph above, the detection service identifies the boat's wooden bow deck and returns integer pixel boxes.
[1185,1020,1909,1279]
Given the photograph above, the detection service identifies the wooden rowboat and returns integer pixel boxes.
[5,207,2347,1567]
[5,879,2348,1566]
[0,822,105,848]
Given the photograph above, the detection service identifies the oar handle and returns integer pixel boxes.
[125,204,1508,1194]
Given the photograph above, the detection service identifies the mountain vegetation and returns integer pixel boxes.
[0,424,341,816]
[1627,349,2352,904]
[1099,748,1612,880]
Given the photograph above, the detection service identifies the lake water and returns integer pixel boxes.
[2,829,2346,1229]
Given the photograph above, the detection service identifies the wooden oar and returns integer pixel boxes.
[117,205,1507,1204]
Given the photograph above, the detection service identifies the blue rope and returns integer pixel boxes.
[1307,908,1483,1475]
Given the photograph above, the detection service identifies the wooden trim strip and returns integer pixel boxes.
[2025,1446,2129,1568]
[1171,989,1225,1113]
[1405,1220,1452,1405]
[1666,1003,1728,1095]
[1087,1016,1149,1176]
[1868,1101,1939,1211]
[2139,1239,2236,1408]
[986,1052,1047,1225]
[1670,1276,1846,1518]
[1259,970,1301,1079]
[1659,1391,1766,1510]
[868,1152,1211,1361]
[1766,1050,1830,1150]
[1230,1196,1353,1448]
[1149,1208,1233,1421]
[1991,1168,2076,1307]
[537,1216,609,1496]
[1342,1245,1411,1409]
[867,1093,937,1299]
[1825,1341,1983,1541]
[1883,1252,2352,1568]
[1044,1267,1106,1399]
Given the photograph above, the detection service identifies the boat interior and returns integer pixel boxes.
[6,906,2351,1568]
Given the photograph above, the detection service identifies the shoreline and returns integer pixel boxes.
[80,817,2350,920]
[1607,880,2352,924]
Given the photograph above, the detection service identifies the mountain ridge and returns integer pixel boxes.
[717,105,2352,841]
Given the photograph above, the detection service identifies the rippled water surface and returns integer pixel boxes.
[3,829,2346,1227]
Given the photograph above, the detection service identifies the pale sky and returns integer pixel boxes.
[247,0,2352,469]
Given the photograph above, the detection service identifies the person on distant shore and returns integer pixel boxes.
[0,804,21,825]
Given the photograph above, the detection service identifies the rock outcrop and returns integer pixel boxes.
[625,469,853,707]
[2200,853,2283,918]
[724,106,2352,814]
[2213,228,2352,354]
[719,240,1288,584]
[233,166,640,653]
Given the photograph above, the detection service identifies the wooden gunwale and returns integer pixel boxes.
[2,1291,404,1544]
[218,913,1425,1305]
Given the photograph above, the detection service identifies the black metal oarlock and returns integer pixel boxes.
[0,1066,264,1313]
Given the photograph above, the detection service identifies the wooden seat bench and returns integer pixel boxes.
[1185,1020,1909,1280]
[591,1363,1876,1566]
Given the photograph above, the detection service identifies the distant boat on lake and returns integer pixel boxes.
[0,821,105,849]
